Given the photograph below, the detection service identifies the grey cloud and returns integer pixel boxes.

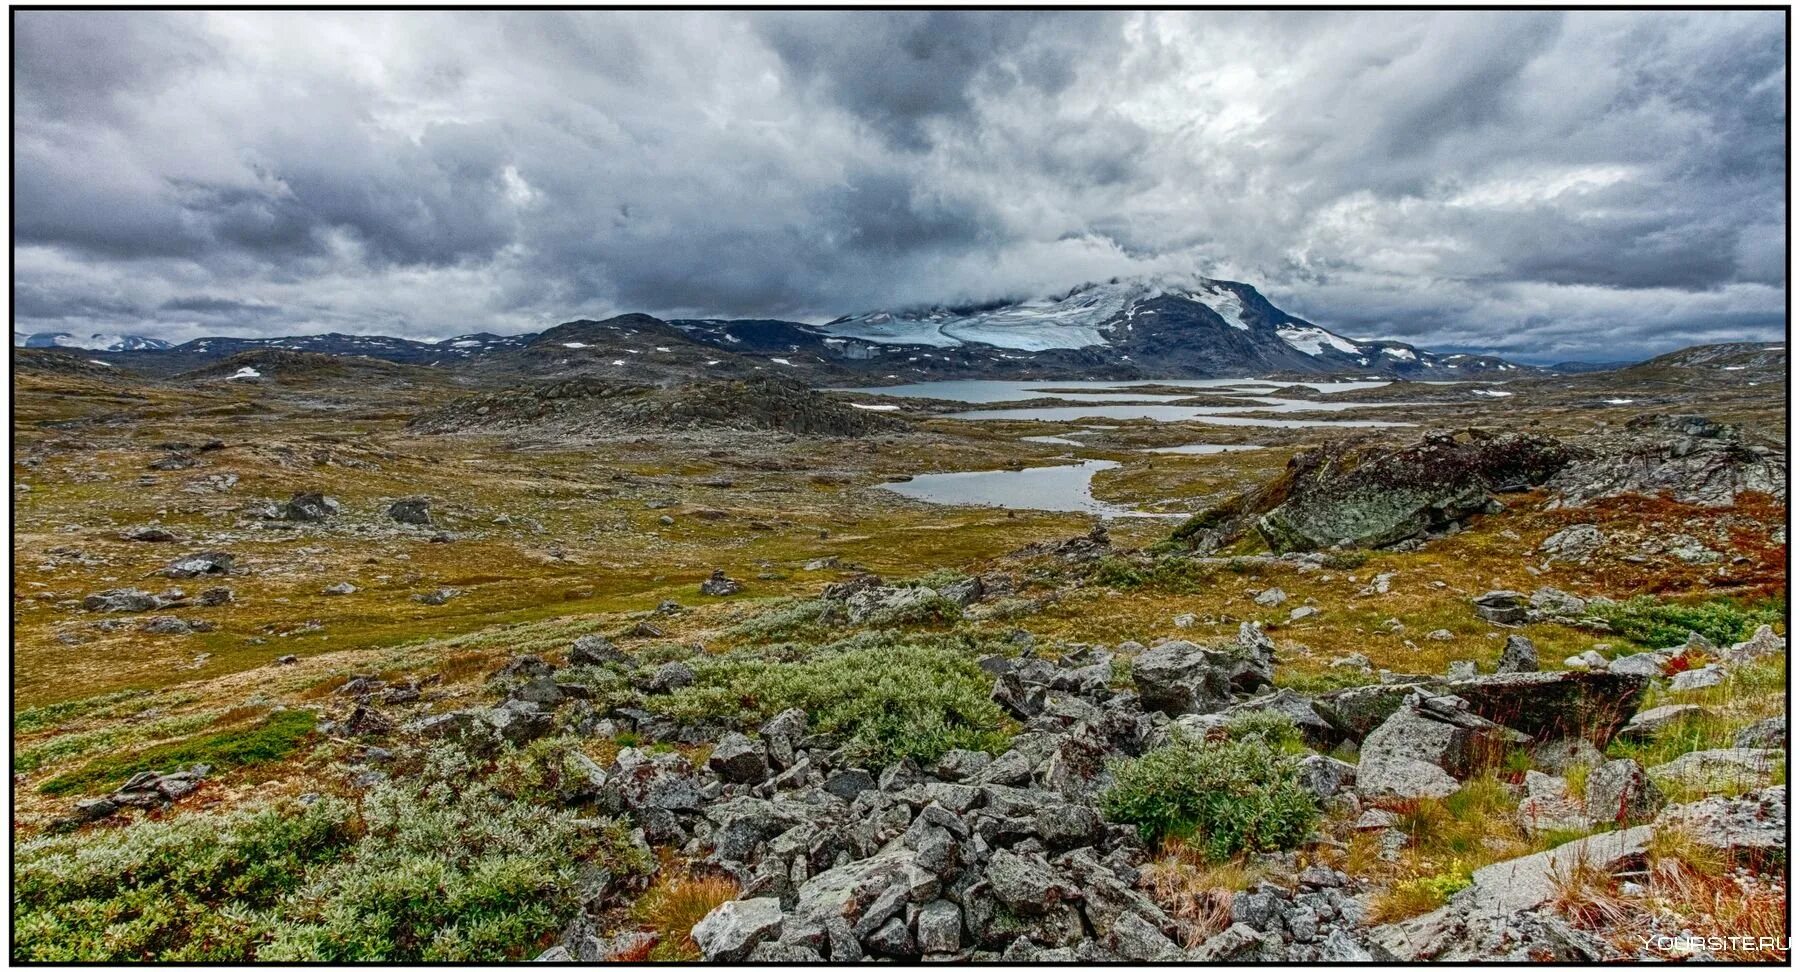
[10,9,1786,359]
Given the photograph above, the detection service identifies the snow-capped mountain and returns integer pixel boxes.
[822,276,1520,377]
[18,331,174,352]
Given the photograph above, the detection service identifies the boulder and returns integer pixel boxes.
[1538,524,1603,563]
[1546,414,1786,509]
[568,634,627,667]
[1496,635,1539,674]
[1472,591,1527,625]
[1107,912,1184,962]
[386,496,433,525]
[1668,665,1726,692]
[845,585,939,624]
[1446,671,1648,744]
[1356,695,1527,800]
[1647,748,1783,793]
[984,850,1082,915]
[159,551,235,578]
[1657,785,1785,863]
[1582,759,1664,825]
[1723,625,1785,665]
[1247,432,1575,553]
[708,732,770,784]
[692,897,784,962]
[83,588,161,613]
[1314,681,1446,741]
[1619,704,1709,740]
[1130,631,1271,716]
[1526,588,1587,621]
[1228,689,1341,750]
[914,899,963,954]
[1734,716,1785,749]
[1607,650,1673,678]
[282,492,340,522]
[699,569,743,596]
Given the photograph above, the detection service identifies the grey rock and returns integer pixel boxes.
[985,849,1081,915]
[322,581,356,596]
[1538,524,1603,563]
[1357,695,1527,800]
[914,899,962,954]
[1734,716,1785,749]
[1253,587,1288,607]
[1497,634,1539,674]
[1472,590,1528,625]
[1648,748,1783,792]
[1447,670,1648,745]
[281,492,340,522]
[1108,911,1183,962]
[1620,703,1709,740]
[700,569,743,596]
[386,496,433,525]
[691,897,784,962]
[1669,665,1726,692]
[708,732,770,784]
[1724,625,1785,665]
[568,634,626,666]
[1583,758,1665,825]
[1294,755,1357,802]
[647,661,695,694]
[1607,650,1673,678]
[1657,785,1785,862]
[1189,922,1282,961]
[1516,795,1593,834]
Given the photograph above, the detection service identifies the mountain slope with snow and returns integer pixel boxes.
[821,276,1520,378]
[19,332,174,352]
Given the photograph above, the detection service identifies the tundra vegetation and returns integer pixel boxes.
[10,347,1788,962]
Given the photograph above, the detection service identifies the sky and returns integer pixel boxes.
[12,9,1788,361]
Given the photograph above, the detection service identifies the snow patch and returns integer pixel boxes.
[770,357,794,366]
[561,342,588,349]
[1189,285,1251,331]
[849,403,900,411]
[1381,347,1417,362]
[226,366,262,380]
[1470,388,1514,398]
[1276,325,1361,357]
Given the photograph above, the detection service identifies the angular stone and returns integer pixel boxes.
[1657,785,1785,863]
[691,897,784,962]
[1107,911,1183,962]
[1447,670,1648,744]
[1472,590,1528,625]
[914,899,962,954]
[1620,704,1709,740]
[707,732,769,784]
[1583,759,1665,825]
[1648,748,1783,793]
[1497,634,1539,674]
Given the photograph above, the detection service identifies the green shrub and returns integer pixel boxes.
[860,592,962,628]
[1089,556,1148,590]
[15,742,650,962]
[1224,711,1307,753]
[646,639,1011,765]
[1590,596,1784,651]
[40,709,318,795]
[723,598,840,642]
[1099,733,1320,861]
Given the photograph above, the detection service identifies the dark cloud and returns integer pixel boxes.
[10,10,1786,358]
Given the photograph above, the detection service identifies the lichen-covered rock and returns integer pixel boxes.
[1497,634,1539,674]
[1582,759,1664,825]
[1357,695,1527,800]
[692,897,784,962]
[1647,748,1783,793]
[1657,785,1785,863]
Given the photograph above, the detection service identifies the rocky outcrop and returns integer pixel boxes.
[1356,693,1529,800]
[1446,671,1648,746]
[1547,414,1786,508]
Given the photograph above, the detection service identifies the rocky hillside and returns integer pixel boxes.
[409,375,904,438]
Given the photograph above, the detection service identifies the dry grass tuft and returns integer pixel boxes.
[629,871,741,960]
[1137,840,1259,946]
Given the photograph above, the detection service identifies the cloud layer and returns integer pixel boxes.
[13,10,1786,360]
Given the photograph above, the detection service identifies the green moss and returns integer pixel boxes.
[14,690,152,734]
[40,709,318,796]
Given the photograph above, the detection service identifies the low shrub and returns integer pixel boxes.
[1590,596,1783,651]
[860,592,962,628]
[1099,732,1319,861]
[40,709,318,795]
[16,742,650,962]
[646,639,1011,765]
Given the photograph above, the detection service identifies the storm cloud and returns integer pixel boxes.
[12,10,1786,360]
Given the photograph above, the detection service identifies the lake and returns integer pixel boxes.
[878,460,1183,518]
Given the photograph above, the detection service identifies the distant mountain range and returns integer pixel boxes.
[3,276,1618,382]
